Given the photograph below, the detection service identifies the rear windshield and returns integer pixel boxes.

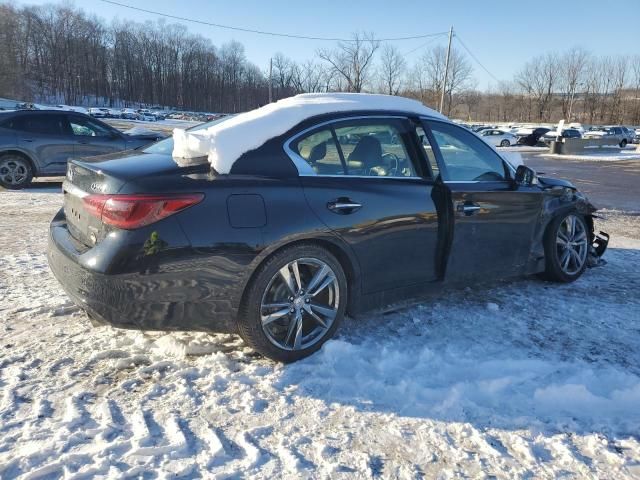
[142,116,233,155]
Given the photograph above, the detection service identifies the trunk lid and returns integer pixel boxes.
[63,150,209,246]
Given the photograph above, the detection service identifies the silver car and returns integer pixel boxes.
[0,110,164,189]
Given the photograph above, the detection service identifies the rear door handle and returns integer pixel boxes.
[457,202,481,215]
[21,138,34,143]
[327,198,362,214]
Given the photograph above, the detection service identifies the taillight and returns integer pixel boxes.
[82,193,204,229]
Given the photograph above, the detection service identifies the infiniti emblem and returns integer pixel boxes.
[90,182,105,193]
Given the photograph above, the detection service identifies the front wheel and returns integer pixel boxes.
[620,139,627,148]
[237,244,347,362]
[500,139,510,147]
[0,154,33,190]
[541,213,589,282]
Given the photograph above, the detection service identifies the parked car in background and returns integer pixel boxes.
[542,129,582,144]
[517,127,551,146]
[120,108,138,120]
[47,93,608,362]
[621,127,636,144]
[583,126,628,147]
[478,128,518,147]
[151,110,167,120]
[0,110,165,189]
[88,107,110,118]
[136,109,156,121]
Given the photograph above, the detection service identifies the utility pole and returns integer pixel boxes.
[439,26,453,114]
[268,57,273,103]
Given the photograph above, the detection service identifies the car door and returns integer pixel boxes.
[68,114,125,158]
[13,113,76,174]
[423,119,544,282]
[289,116,440,294]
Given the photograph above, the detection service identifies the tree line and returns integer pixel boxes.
[1,3,639,124]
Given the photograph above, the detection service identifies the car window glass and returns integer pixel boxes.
[291,128,344,175]
[10,114,67,135]
[334,122,417,177]
[428,121,507,182]
[415,125,439,177]
[69,116,112,137]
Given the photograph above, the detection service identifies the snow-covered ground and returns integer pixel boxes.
[1,191,639,479]
[542,145,640,162]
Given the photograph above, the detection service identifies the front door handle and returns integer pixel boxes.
[21,138,34,143]
[456,202,481,216]
[327,198,362,214]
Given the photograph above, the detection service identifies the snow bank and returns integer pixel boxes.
[172,93,445,174]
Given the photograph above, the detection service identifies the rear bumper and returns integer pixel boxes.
[47,210,238,333]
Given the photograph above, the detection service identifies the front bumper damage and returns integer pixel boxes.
[588,230,609,267]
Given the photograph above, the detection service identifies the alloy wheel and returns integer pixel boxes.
[556,214,588,275]
[260,258,339,351]
[0,158,29,186]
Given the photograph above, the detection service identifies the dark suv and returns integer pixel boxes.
[0,110,165,189]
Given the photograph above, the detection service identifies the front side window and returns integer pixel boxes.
[428,121,507,182]
[69,116,112,137]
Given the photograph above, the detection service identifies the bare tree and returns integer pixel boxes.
[317,32,380,92]
[516,53,560,121]
[560,47,589,120]
[378,44,405,95]
[631,55,640,124]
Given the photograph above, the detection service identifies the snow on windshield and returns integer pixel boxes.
[172,93,445,174]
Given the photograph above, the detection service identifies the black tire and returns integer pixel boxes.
[620,139,627,148]
[540,212,589,283]
[500,139,510,147]
[0,153,33,190]
[237,244,347,362]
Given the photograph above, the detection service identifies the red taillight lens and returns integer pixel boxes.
[82,193,204,229]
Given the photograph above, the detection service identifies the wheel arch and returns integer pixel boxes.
[236,236,361,319]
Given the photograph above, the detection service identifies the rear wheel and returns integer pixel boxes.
[620,139,627,148]
[541,212,589,282]
[237,244,347,362]
[0,154,33,190]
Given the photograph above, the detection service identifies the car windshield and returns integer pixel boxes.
[141,116,232,155]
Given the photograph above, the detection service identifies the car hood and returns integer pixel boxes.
[538,176,576,189]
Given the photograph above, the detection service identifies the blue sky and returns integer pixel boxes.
[16,0,640,89]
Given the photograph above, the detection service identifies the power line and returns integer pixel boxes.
[454,34,501,83]
[402,34,447,56]
[97,0,449,42]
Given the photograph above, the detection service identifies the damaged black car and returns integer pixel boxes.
[48,95,609,362]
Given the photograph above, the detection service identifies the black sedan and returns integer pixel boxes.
[48,105,608,362]
[0,110,165,189]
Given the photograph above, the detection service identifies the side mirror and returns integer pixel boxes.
[515,164,537,187]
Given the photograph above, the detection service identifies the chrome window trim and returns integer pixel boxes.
[283,114,431,178]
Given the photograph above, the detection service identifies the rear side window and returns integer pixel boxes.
[334,121,417,177]
[292,128,344,175]
[290,119,420,178]
[8,114,68,135]
[427,121,507,182]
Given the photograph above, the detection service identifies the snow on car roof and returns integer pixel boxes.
[172,93,445,174]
